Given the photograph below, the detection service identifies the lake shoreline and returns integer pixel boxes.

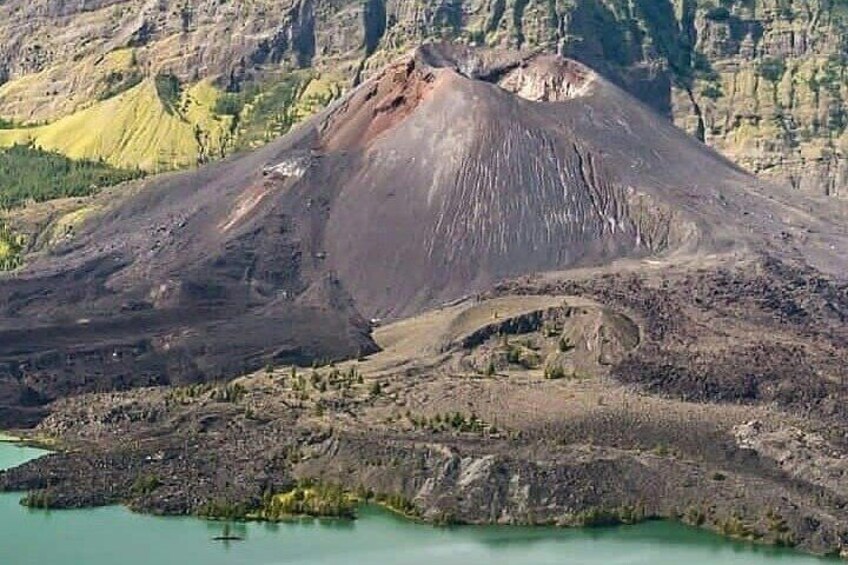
[1,441,845,563]
[0,436,845,562]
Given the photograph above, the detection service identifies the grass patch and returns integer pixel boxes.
[0,79,234,171]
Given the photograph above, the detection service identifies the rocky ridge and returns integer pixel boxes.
[0,0,846,194]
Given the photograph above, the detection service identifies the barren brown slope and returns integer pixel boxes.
[318,44,848,315]
[0,43,846,426]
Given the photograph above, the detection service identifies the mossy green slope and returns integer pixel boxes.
[0,79,233,172]
[0,72,340,173]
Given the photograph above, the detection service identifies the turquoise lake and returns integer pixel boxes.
[0,442,839,565]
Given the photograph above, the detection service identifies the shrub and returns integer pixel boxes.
[720,515,754,539]
[573,505,645,527]
[701,83,723,100]
[131,474,162,496]
[374,492,419,517]
[757,58,786,83]
[22,490,52,509]
[544,364,567,380]
[684,505,706,526]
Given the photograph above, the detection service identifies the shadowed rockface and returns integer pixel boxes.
[0,43,846,426]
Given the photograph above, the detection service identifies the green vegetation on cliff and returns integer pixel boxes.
[215,72,342,152]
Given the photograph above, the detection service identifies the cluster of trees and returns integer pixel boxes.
[215,73,338,151]
[263,482,356,519]
[211,382,246,403]
[154,74,183,115]
[98,69,143,101]
[288,364,364,395]
[260,482,422,521]
[213,77,300,146]
[196,499,253,520]
[0,144,144,209]
[407,411,493,435]
[166,382,214,406]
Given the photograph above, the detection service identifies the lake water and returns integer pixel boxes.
[0,442,839,565]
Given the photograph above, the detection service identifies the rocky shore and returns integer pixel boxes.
[3,259,848,558]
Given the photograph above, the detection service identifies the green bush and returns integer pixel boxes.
[544,364,567,380]
[21,490,52,509]
[757,58,786,83]
[573,505,645,527]
[131,474,162,496]
[98,70,144,101]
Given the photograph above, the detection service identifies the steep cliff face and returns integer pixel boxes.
[672,0,848,197]
[0,0,846,195]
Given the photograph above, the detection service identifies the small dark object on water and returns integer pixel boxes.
[213,523,243,542]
